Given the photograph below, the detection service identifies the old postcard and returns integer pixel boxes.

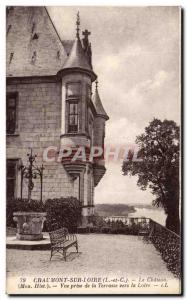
[6,6,181,295]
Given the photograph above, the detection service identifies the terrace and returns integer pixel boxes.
[6,218,181,294]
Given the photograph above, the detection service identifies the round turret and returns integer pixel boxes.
[58,12,96,82]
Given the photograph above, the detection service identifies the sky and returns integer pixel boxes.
[48,6,180,205]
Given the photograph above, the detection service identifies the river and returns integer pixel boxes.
[129,207,166,226]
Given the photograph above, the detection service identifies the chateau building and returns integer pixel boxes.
[6,7,109,223]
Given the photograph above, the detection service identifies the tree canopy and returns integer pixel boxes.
[122,118,180,233]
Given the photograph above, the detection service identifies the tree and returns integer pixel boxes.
[122,118,180,234]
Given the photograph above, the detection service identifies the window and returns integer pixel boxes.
[66,82,81,98]
[68,102,78,133]
[6,160,17,199]
[66,82,81,134]
[6,93,17,134]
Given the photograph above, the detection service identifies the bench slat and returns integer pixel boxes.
[49,227,78,261]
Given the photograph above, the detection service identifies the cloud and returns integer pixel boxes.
[99,68,179,128]
[95,162,153,205]
[138,70,174,91]
[96,45,143,74]
[122,45,143,57]
[106,117,142,146]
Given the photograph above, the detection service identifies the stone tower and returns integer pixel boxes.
[59,13,109,224]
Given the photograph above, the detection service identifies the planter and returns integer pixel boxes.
[13,212,47,241]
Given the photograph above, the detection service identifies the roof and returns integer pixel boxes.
[6,6,67,77]
[61,40,74,56]
[62,37,91,70]
[92,88,109,120]
[61,36,96,81]
[6,7,97,80]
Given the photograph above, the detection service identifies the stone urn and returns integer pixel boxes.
[13,212,47,241]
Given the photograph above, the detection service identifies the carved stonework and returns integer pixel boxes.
[63,161,86,177]
[93,164,106,186]
[13,212,46,240]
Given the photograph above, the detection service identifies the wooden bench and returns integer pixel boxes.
[49,227,78,261]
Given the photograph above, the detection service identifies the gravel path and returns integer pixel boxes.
[7,234,176,279]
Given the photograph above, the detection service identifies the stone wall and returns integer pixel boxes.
[93,116,105,148]
[6,80,74,201]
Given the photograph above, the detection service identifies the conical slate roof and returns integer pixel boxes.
[63,37,91,70]
[61,36,96,81]
[92,86,109,120]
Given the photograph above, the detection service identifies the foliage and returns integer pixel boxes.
[78,218,143,235]
[6,198,44,227]
[88,215,107,228]
[122,118,180,234]
[7,197,81,232]
[44,197,81,233]
[100,226,111,233]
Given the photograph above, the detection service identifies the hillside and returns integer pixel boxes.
[95,204,136,217]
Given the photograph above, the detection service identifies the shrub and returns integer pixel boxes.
[116,227,130,234]
[129,224,139,235]
[44,197,81,233]
[101,226,111,234]
[6,197,81,232]
[77,226,90,234]
[109,227,118,234]
[6,198,44,227]
[88,226,99,233]
[88,215,107,228]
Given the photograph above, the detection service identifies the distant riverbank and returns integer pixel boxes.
[95,203,167,226]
